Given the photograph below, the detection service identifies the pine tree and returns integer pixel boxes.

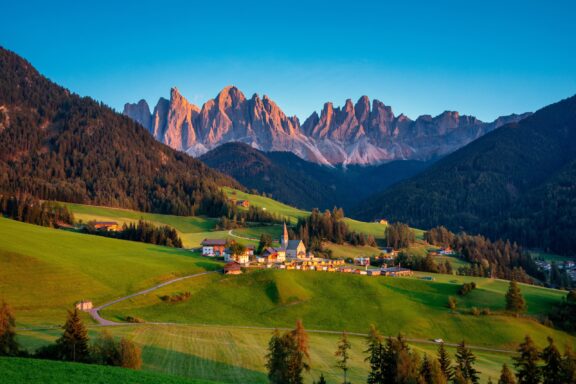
[0,300,19,356]
[286,320,310,384]
[513,336,541,384]
[335,332,351,384]
[437,342,453,380]
[315,373,328,384]
[56,308,89,362]
[452,366,469,384]
[505,281,526,314]
[266,329,289,384]
[420,354,434,383]
[498,364,516,384]
[455,341,479,384]
[540,337,561,384]
[365,324,384,384]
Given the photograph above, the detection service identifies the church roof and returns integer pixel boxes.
[286,239,303,250]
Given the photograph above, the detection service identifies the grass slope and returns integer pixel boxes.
[17,325,513,384]
[0,357,219,384]
[103,269,574,350]
[0,218,221,326]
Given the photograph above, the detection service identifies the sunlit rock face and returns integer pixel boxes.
[124,87,530,165]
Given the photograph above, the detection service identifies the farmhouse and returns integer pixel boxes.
[280,222,306,259]
[201,239,227,257]
[354,257,371,266]
[92,221,120,231]
[236,200,250,208]
[381,266,413,277]
[223,262,242,275]
[258,247,286,263]
[75,300,93,311]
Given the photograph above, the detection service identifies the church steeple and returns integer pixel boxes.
[281,222,289,247]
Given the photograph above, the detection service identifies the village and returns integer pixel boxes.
[201,223,414,277]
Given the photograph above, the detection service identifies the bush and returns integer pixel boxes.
[481,308,491,316]
[159,292,191,303]
[448,296,457,311]
[471,307,480,316]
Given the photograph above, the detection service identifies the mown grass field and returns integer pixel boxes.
[16,325,514,384]
[0,217,222,326]
[102,269,573,350]
[0,356,220,384]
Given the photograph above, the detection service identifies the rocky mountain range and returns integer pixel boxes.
[124,87,530,166]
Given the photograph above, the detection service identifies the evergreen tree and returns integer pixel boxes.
[56,308,90,362]
[560,344,576,384]
[0,300,19,356]
[437,342,453,381]
[315,373,328,384]
[266,329,289,384]
[365,325,384,384]
[513,336,541,384]
[335,332,351,384]
[257,233,273,254]
[455,341,479,384]
[498,364,516,384]
[505,281,527,314]
[91,331,120,366]
[540,337,561,384]
[452,367,469,384]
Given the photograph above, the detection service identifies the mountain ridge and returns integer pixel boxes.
[124,87,530,166]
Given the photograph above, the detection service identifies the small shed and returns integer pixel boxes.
[223,262,242,275]
[75,300,93,311]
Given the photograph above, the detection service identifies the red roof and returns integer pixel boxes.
[202,239,227,246]
[224,262,241,271]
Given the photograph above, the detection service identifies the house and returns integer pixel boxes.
[280,222,306,259]
[75,300,93,311]
[354,257,371,267]
[92,221,120,231]
[439,247,455,256]
[379,219,389,225]
[367,270,381,276]
[236,200,250,208]
[381,267,413,277]
[225,251,250,265]
[260,247,286,263]
[223,262,242,275]
[201,239,228,257]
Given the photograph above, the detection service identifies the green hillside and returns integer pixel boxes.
[102,269,573,349]
[0,217,221,326]
[0,357,219,384]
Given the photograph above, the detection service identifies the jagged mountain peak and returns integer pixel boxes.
[124,87,531,165]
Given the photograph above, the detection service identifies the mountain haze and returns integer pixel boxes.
[124,87,530,166]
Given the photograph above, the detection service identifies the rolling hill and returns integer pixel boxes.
[200,142,431,211]
[0,47,240,216]
[354,94,576,255]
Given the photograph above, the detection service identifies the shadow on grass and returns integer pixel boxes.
[142,344,268,384]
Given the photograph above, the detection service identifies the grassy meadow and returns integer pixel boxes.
[0,217,222,326]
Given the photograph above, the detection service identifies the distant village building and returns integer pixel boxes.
[75,300,93,311]
[223,262,242,275]
[201,239,227,257]
[380,267,413,277]
[354,257,371,267]
[378,219,389,225]
[92,221,120,231]
[280,222,306,259]
[236,200,250,208]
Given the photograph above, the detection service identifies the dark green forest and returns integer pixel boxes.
[355,95,576,255]
[0,47,241,217]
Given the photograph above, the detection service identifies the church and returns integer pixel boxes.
[280,222,307,259]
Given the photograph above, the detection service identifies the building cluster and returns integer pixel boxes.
[535,259,576,281]
[202,223,413,277]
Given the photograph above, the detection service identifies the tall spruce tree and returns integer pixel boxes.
[287,320,310,384]
[0,300,19,356]
[540,337,561,384]
[365,325,384,384]
[455,341,479,384]
[498,364,516,384]
[56,308,90,362]
[437,342,453,381]
[513,336,541,384]
[266,329,289,384]
[335,332,351,384]
[505,281,526,314]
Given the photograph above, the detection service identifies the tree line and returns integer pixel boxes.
[425,226,542,283]
[263,319,576,384]
[0,194,74,228]
[82,219,184,248]
[295,208,377,257]
[215,205,287,230]
[0,301,141,370]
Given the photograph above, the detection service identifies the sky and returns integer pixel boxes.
[2,0,576,121]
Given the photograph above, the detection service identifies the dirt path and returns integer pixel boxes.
[227,229,258,241]
[88,270,219,326]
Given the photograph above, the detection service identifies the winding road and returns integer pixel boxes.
[83,268,515,355]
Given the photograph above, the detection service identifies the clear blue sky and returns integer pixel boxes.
[2,0,575,121]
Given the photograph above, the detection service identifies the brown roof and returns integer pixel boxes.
[224,262,241,271]
[202,239,227,246]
